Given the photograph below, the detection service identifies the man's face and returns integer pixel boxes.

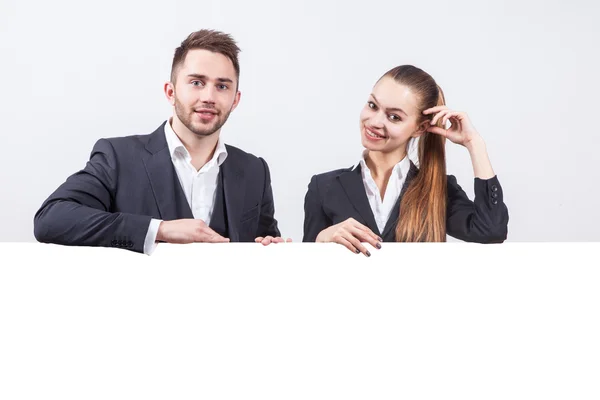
[168,49,240,137]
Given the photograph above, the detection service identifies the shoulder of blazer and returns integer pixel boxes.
[446,174,464,192]
[223,143,268,174]
[310,166,355,194]
[224,143,261,162]
[93,122,166,156]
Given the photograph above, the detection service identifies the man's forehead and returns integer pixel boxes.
[180,49,236,75]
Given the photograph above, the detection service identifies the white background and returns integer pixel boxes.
[1,0,599,242]
[1,243,600,399]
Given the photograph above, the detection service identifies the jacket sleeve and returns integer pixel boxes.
[256,157,281,238]
[446,174,509,243]
[33,138,152,253]
[302,175,333,242]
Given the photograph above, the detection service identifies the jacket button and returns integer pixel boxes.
[492,192,498,198]
[491,185,498,192]
[111,240,117,246]
[127,241,133,248]
[492,199,498,205]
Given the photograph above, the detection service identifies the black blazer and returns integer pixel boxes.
[34,121,281,253]
[303,161,508,243]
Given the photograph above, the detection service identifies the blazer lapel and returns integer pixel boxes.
[337,165,380,236]
[381,161,419,238]
[142,122,193,221]
[221,146,245,242]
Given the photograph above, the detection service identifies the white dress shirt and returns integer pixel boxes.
[358,151,411,234]
[143,120,228,255]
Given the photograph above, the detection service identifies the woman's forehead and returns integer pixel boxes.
[372,77,421,116]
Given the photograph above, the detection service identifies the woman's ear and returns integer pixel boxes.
[412,119,431,138]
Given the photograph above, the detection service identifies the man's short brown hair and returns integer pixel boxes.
[170,29,241,85]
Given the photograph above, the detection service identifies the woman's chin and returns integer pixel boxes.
[361,138,383,151]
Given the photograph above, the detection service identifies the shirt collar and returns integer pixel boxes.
[164,118,228,166]
[357,150,411,180]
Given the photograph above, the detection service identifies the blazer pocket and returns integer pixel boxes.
[240,204,260,223]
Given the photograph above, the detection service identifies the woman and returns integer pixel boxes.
[302,65,509,256]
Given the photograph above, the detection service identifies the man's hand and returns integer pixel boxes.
[157,219,230,243]
[254,236,293,246]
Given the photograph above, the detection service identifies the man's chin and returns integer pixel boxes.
[191,129,217,137]
[189,122,220,137]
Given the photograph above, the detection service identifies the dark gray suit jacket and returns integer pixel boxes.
[303,161,509,243]
[34,122,281,253]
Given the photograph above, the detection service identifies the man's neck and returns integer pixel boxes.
[170,117,220,171]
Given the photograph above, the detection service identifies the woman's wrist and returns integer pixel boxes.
[465,135,486,154]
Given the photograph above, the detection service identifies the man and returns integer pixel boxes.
[34,29,289,254]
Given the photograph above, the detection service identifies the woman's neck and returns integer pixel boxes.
[364,148,407,179]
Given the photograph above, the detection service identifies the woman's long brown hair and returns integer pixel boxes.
[383,66,447,242]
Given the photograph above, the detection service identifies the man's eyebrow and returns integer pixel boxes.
[187,74,233,83]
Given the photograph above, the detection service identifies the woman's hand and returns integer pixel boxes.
[316,218,382,257]
[423,106,495,179]
[423,106,481,149]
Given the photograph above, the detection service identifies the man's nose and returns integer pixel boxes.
[199,84,217,104]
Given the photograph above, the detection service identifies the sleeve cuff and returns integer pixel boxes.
[474,175,503,206]
[143,219,162,255]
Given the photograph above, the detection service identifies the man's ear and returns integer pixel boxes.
[230,90,241,112]
[164,82,176,106]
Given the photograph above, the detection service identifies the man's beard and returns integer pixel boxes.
[174,97,233,137]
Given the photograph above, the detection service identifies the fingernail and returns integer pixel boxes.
[355,249,360,254]
[376,243,381,249]
[378,237,383,242]
[366,251,371,257]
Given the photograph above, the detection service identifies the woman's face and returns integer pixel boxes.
[359,76,426,154]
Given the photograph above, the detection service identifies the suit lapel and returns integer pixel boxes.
[221,146,245,242]
[381,161,419,238]
[337,165,380,236]
[142,122,193,221]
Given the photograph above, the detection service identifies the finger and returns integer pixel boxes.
[271,237,285,243]
[347,235,371,257]
[255,237,264,243]
[209,234,230,243]
[431,109,452,126]
[285,238,293,243]
[261,236,274,246]
[351,227,382,250]
[202,226,229,242]
[351,220,382,242]
[422,105,448,115]
[427,126,448,137]
[354,225,382,244]
[442,111,464,127]
[359,225,383,243]
[337,236,361,255]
